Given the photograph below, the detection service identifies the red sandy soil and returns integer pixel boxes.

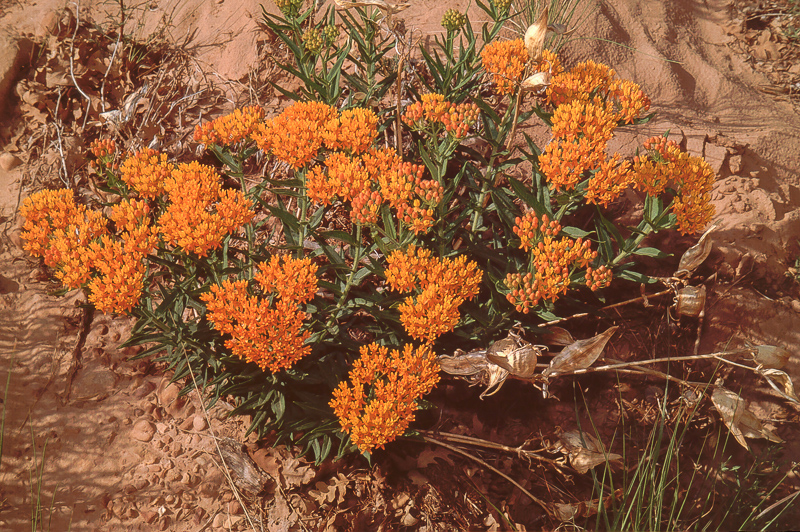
[1,0,799,530]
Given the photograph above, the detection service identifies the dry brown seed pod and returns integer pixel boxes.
[543,326,619,376]
[479,364,511,399]
[438,349,491,376]
[675,285,706,318]
[524,7,549,61]
[711,386,784,451]
[676,221,718,276]
[750,344,791,370]
[540,326,575,346]
[486,337,540,378]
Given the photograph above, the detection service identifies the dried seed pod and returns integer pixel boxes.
[675,285,706,318]
[676,221,718,276]
[711,386,784,451]
[520,70,551,95]
[486,338,540,378]
[540,326,575,346]
[543,326,619,377]
[438,349,491,376]
[524,7,549,61]
[479,364,511,399]
[750,344,791,370]
[557,430,622,474]
[760,368,799,403]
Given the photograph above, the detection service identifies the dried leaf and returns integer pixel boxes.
[750,344,791,370]
[543,326,618,376]
[711,387,784,450]
[541,326,575,346]
[281,457,315,489]
[554,490,620,521]
[676,221,718,275]
[524,7,549,61]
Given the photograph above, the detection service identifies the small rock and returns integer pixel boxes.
[179,417,195,431]
[728,154,742,174]
[193,415,208,431]
[791,300,800,313]
[131,420,156,442]
[212,513,225,528]
[142,510,158,524]
[0,152,22,171]
[228,500,242,514]
[703,141,728,175]
[155,422,168,434]
[133,380,157,399]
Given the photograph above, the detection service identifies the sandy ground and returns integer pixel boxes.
[1,0,799,530]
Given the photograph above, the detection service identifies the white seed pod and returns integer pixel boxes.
[520,70,551,95]
[675,285,706,318]
[524,7,549,62]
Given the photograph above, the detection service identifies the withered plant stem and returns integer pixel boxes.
[550,349,752,376]
[396,54,404,153]
[419,435,552,515]
[542,288,673,327]
[418,430,554,463]
[69,1,92,130]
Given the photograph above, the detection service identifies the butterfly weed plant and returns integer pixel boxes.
[20,0,718,462]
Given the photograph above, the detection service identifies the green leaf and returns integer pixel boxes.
[616,268,655,284]
[633,247,672,259]
[561,226,592,239]
[507,176,547,214]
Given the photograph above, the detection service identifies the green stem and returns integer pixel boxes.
[609,197,674,268]
[323,223,363,333]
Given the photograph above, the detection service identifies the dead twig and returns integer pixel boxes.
[419,434,553,516]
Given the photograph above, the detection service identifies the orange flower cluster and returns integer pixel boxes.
[586,153,635,207]
[632,136,716,234]
[402,93,480,139]
[480,39,528,96]
[193,105,266,146]
[253,255,318,304]
[119,148,170,199]
[85,235,150,314]
[513,212,561,251]
[90,138,117,159]
[385,246,482,342]
[157,162,254,256]
[329,342,440,453]
[537,58,652,202]
[321,108,379,154]
[538,137,604,192]
[585,264,613,291]
[20,189,157,314]
[201,256,318,373]
[252,101,336,169]
[506,214,599,313]
[546,59,651,124]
